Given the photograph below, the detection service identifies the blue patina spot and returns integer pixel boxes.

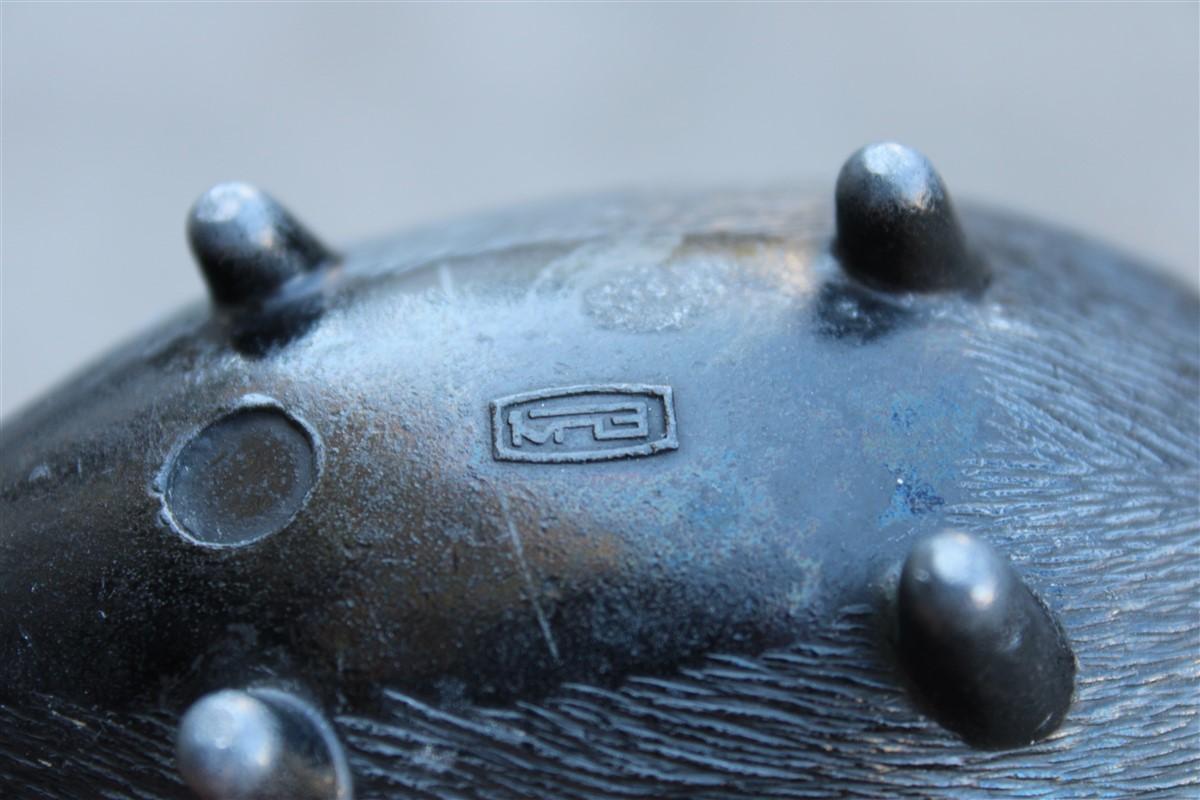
[879,469,946,526]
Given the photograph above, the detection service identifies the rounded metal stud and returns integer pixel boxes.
[177,687,352,800]
[896,530,1075,749]
[187,182,330,307]
[835,142,986,292]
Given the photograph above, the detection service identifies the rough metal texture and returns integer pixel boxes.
[1,187,1197,798]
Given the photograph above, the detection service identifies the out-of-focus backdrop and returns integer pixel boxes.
[2,3,1197,418]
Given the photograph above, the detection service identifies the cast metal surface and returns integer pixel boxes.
[1,144,1197,798]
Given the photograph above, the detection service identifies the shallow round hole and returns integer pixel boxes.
[165,406,318,547]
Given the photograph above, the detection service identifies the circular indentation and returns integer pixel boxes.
[165,406,318,547]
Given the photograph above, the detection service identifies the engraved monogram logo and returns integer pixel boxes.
[491,384,678,463]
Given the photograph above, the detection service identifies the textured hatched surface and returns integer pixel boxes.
[0,702,180,799]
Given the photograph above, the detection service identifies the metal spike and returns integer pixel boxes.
[835,142,986,292]
[187,182,330,307]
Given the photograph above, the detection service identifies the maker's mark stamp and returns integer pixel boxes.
[491,384,678,463]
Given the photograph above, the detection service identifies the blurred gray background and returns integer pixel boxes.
[3,3,1197,419]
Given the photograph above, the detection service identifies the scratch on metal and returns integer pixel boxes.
[497,492,561,663]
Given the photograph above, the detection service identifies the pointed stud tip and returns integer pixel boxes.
[897,530,1075,749]
[177,688,351,800]
[835,142,986,292]
[187,182,329,307]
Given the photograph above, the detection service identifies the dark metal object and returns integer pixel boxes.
[897,531,1075,749]
[835,143,985,292]
[188,182,332,308]
[1,143,1197,798]
[188,182,334,356]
